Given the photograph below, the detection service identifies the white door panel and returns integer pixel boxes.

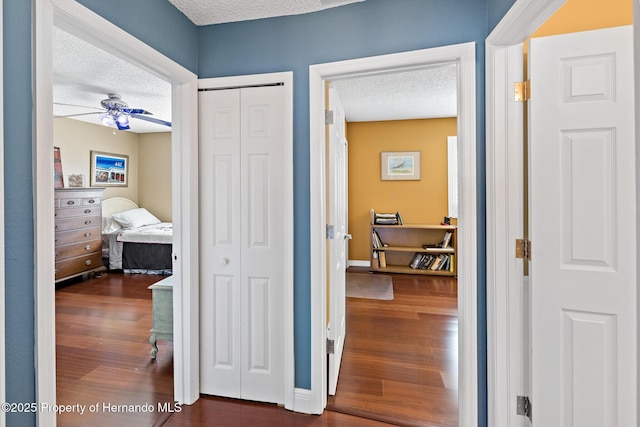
[328,84,347,395]
[200,89,242,398]
[530,26,636,426]
[240,86,285,402]
[200,85,285,404]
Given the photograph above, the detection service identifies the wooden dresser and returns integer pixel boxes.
[55,188,106,283]
[148,275,173,359]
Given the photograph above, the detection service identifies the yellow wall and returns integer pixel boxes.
[532,0,631,38]
[347,118,456,261]
[53,118,172,219]
[139,132,172,222]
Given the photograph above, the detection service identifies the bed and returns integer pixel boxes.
[102,197,173,275]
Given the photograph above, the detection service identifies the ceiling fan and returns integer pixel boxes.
[54,93,171,131]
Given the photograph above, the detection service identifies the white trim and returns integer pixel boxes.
[485,1,566,426]
[0,0,5,425]
[35,2,199,426]
[197,72,296,411]
[309,43,477,423]
[347,260,369,268]
[291,388,315,414]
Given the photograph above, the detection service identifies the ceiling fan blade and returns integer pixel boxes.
[115,120,130,131]
[54,112,101,118]
[53,102,102,111]
[131,114,172,128]
[122,108,152,115]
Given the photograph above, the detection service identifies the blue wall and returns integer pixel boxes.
[488,0,518,32]
[2,0,196,425]
[2,0,521,425]
[197,0,489,403]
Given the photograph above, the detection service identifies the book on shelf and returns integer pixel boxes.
[441,231,453,248]
[379,251,387,268]
[372,230,384,248]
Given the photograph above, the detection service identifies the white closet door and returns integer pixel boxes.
[199,85,285,404]
[200,88,243,398]
[239,85,285,403]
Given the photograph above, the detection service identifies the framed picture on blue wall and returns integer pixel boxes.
[90,151,129,187]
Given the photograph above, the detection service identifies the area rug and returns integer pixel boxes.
[345,272,394,300]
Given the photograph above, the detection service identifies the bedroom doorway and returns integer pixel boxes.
[310,43,477,423]
[34,1,199,425]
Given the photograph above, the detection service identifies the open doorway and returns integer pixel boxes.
[326,66,460,425]
[309,43,478,424]
[51,24,176,426]
[34,2,199,425]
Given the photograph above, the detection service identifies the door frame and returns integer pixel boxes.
[197,73,295,409]
[0,0,5,425]
[485,1,567,426]
[34,1,199,425]
[309,42,478,422]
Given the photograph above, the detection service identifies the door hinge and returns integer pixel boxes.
[516,239,531,260]
[326,339,335,354]
[515,80,530,102]
[325,110,334,125]
[326,224,335,239]
[517,395,532,421]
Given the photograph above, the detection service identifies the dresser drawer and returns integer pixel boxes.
[56,190,102,206]
[55,252,103,280]
[55,215,101,232]
[55,205,101,219]
[55,238,102,260]
[55,226,101,246]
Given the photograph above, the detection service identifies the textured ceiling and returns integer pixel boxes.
[53,27,172,133]
[332,64,457,122]
[168,0,366,25]
[52,0,457,134]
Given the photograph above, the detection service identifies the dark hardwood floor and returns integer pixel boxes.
[326,267,458,427]
[56,272,175,427]
[55,268,457,427]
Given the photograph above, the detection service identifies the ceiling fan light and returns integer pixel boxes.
[100,113,115,126]
[116,115,129,126]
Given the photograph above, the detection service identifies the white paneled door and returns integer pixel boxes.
[327,84,348,395]
[199,85,286,404]
[529,26,636,426]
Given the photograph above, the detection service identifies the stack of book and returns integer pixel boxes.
[409,253,454,272]
[370,209,404,225]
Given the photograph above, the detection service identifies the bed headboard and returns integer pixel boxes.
[102,197,139,217]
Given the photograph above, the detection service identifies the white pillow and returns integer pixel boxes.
[102,215,123,234]
[112,208,161,229]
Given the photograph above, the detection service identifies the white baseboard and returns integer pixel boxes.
[291,387,322,414]
[347,260,370,268]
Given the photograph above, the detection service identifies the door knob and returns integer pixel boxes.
[222,257,229,265]
[344,234,353,240]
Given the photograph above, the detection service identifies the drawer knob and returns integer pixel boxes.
[84,232,92,237]
[85,245,92,251]
[85,259,92,266]
[84,209,91,214]
[85,220,92,225]
[67,200,75,205]
[88,199,96,204]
